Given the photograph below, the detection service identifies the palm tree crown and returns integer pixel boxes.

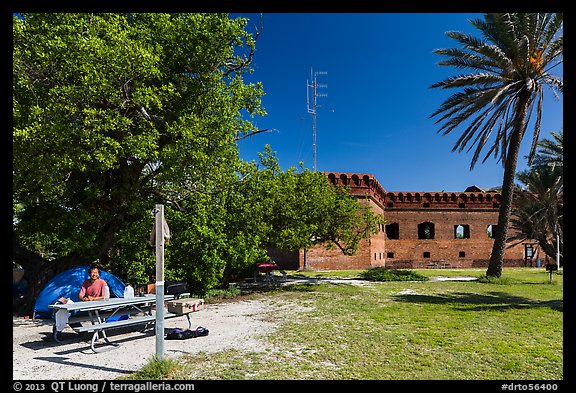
[430,13,563,169]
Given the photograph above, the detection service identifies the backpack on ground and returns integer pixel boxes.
[165,326,209,340]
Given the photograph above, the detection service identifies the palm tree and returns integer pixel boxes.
[510,130,563,265]
[510,164,562,265]
[430,13,563,277]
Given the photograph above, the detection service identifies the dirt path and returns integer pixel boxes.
[13,298,280,380]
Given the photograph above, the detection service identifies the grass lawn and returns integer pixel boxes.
[131,268,563,380]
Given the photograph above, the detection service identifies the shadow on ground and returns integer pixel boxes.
[393,291,563,312]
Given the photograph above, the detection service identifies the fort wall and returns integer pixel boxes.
[272,172,536,271]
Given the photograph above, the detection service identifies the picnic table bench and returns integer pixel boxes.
[49,294,202,353]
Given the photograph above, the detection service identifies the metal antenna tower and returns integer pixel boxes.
[306,67,327,171]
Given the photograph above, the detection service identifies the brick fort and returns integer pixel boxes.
[270,172,537,271]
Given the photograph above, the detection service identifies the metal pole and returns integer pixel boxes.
[556,233,560,271]
[155,204,165,360]
[311,68,317,172]
[307,67,326,172]
[312,104,317,171]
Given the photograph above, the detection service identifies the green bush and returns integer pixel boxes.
[360,267,429,282]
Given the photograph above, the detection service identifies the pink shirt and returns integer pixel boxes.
[78,278,107,300]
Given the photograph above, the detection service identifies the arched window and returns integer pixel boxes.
[340,174,348,185]
[352,175,360,186]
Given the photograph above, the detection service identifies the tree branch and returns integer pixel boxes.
[224,13,263,77]
[234,128,275,141]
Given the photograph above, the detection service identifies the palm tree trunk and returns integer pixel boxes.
[486,91,531,278]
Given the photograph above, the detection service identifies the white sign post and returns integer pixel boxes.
[557,234,561,271]
[154,204,165,360]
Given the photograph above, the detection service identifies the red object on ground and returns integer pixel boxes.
[256,263,279,274]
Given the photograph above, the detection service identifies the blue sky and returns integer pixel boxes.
[233,13,564,192]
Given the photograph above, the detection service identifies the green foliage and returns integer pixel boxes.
[13,13,384,302]
[359,267,429,282]
[238,146,385,256]
[13,13,265,290]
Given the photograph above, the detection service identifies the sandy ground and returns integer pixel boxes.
[13,298,281,380]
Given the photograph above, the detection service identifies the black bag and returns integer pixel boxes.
[164,280,188,296]
[166,326,209,340]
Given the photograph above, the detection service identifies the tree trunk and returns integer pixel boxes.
[486,91,531,278]
[13,239,82,316]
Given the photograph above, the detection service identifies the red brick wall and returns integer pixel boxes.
[284,172,536,271]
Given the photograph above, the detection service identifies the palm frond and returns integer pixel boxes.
[444,31,485,50]
[542,13,563,48]
[430,73,505,89]
[460,99,516,168]
[476,43,513,71]
[433,89,497,134]
[542,36,563,67]
[434,47,501,73]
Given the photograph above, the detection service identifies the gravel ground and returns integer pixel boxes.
[13,298,280,380]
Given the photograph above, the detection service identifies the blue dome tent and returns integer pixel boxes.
[33,265,126,318]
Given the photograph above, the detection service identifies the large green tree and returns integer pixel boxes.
[13,13,266,311]
[202,146,385,288]
[430,13,562,277]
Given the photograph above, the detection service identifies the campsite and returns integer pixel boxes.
[13,268,562,380]
[13,13,563,382]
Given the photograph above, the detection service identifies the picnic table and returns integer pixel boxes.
[255,262,281,283]
[49,294,193,352]
[426,260,452,269]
